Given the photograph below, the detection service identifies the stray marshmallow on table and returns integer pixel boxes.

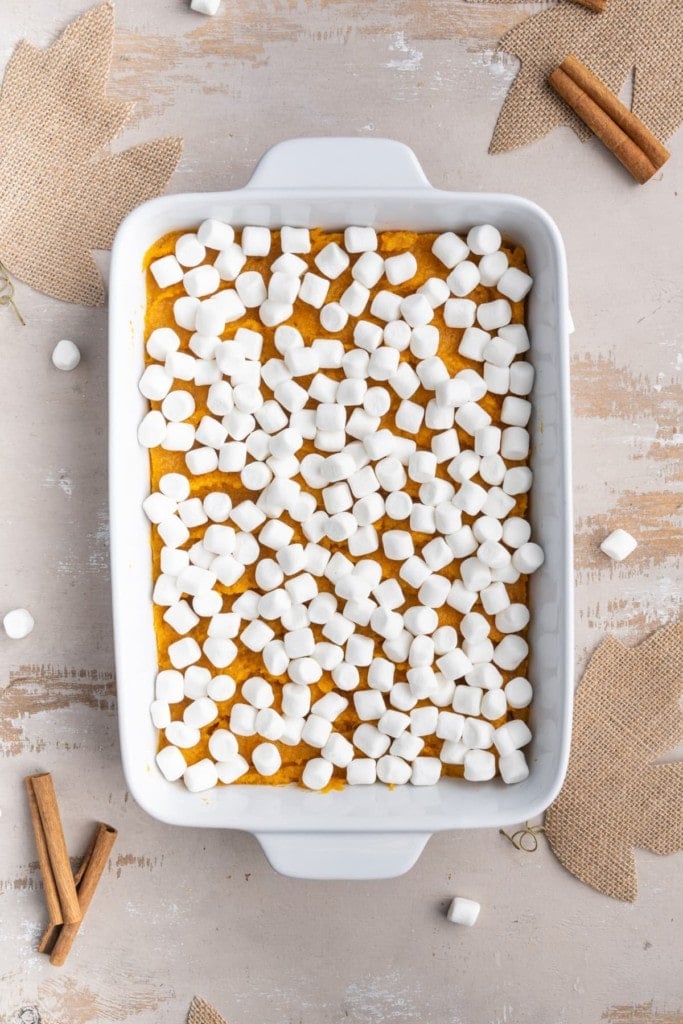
[600,528,637,562]
[446,896,481,927]
[141,220,542,792]
[52,339,81,371]
[190,0,222,14]
[3,608,34,639]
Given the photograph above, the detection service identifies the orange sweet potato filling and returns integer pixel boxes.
[144,228,531,787]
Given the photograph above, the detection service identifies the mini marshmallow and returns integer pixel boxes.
[479,454,506,487]
[139,364,172,402]
[302,758,334,791]
[161,390,195,423]
[156,745,187,781]
[500,426,530,462]
[315,242,350,279]
[320,302,349,333]
[3,608,34,639]
[173,296,201,332]
[214,244,247,281]
[440,739,467,765]
[340,281,370,317]
[352,724,390,761]
[437,649,474,684]
[467,223,502,256]
[447,896,481,926]
[302,714,333,749]
[216,755,249,783]
[443,298,477,330]
[464,749,496,782]
[168,636,202,669]
[368,346,400,382]
[165,720,201,749]
[342,225,377,252]
[400,293,434,329]
[391,362,420,400]
[494,719,533,757]
[410,504,436,534]
[147,327,181,361]
[600,528,638,562]
[143,492,177,525]
[384,320,412,351]
[175,233,206,267]
[347,759,377,785]
[391,732,424,762]
[255,709,285,742]
[512,542,545,575]
[322,733,355,769]
[499,749,529,785]
[164,601,199,636]
[418,277,450,309]
[269,272,300,305]
[252,742,282,777]
[432,232,469,269]
[422,537,454,572]
[157,516,190,549]
[311,692,349,722]
[493,635,529,672]
[280,226,311,253]
[447,261,480,297]
[505,676,533,709]
[395,400,424,435]
[497,266,534,302]
[409,706,439,738]
[298,272,330,308]
[377,754,411,785]
[416,356,449,390]
[384,491,412,521]
[370,290,403,322]
[482,486,517,519]
[503,467,533,496]
[384,252,417,286]
[183,697,218,729]
[230,703,258,736]
[186,447,218,476]
[382,530,414,561]
[509,361,535,396]
[352,251,385,288]
[203,637,238,668]
[312,339,344,370]
[183,758,219,793]
[481,688,507,721]
[52,338,81,372]
[479,251,508,286]
[359,386,389,420]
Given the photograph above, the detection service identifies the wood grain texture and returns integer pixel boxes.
[0,0,681,1022]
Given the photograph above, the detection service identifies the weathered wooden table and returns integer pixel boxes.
[1,2,681,1022]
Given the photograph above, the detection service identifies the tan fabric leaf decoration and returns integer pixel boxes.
[188,996,230,1024]
[466,0,683,155]
[0,2,183,306]
[545,620,683,902]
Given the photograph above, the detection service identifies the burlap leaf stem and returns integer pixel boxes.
[545,620,683,902]
[465,0,683,156]
[188,996,230,1024]
[0,3,183,306]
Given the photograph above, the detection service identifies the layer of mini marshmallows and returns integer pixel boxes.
[143,222,540,793]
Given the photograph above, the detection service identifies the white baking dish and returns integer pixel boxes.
[109,137,573,880]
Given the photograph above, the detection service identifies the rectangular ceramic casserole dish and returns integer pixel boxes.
[109,137,573,880]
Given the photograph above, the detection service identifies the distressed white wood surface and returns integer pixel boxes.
[1,2,681,1023]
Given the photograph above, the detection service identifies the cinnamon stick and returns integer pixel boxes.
[37,823,100,955]
[49,822,118,966]
[548,55,670,183]
[28,773,82,924]
[25,777,63,930]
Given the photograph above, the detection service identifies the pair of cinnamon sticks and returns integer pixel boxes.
[549,54,670,184]
[25,772,117,966]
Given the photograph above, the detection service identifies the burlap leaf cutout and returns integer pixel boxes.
[545,620,683,903]
[187,996,229,1024]
[467,0,683,154]
[0,3,182,306]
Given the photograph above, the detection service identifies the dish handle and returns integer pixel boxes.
[246,137,432,191]
[254,830,432,880]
